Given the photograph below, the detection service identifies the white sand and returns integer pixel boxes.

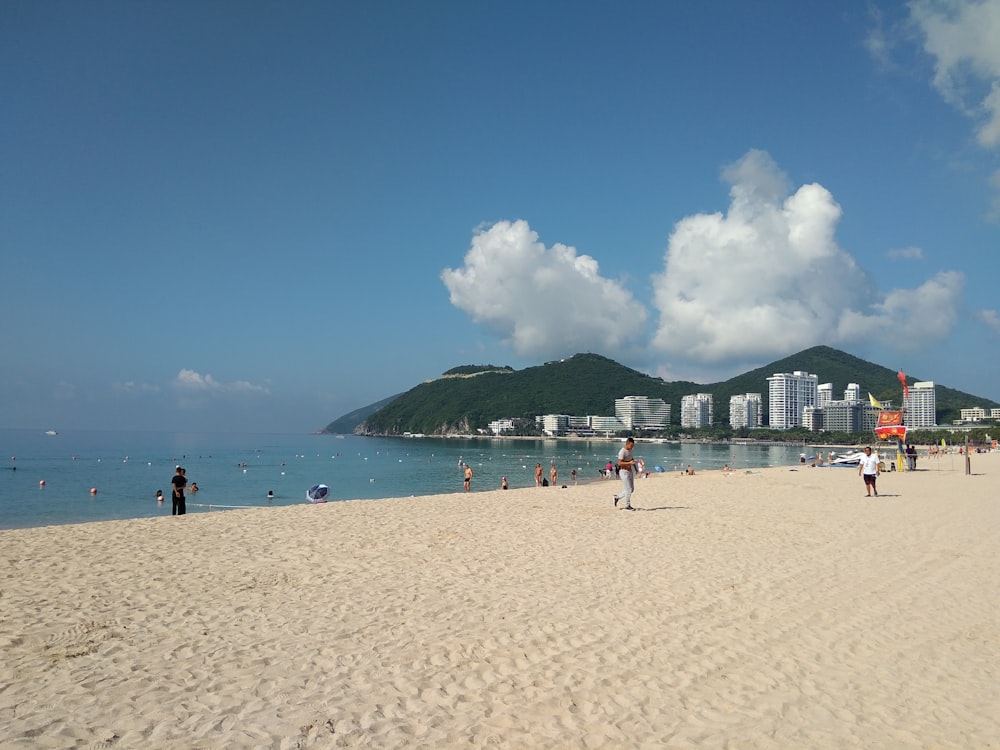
[1,452,998,749]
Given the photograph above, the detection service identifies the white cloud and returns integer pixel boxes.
[978,308,1000,333]
[443,152,966,379]
[649,150,964,364]
[114,381,160,394]
[173,369,269,395]
[887,245,924,260]
[911,0,1000,148]
[441,220,647,358]
[837,271,964,348]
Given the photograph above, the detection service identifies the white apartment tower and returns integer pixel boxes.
[817,383,833,407]
[615,396,671,430]
[904,381,937,427]
[766,371,819,429]
[729,393,763,429]
[844,383,861,403]
[680,393,714,428]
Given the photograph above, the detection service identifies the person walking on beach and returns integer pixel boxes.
[550,463,558,487]
[535,463,544,486]
[859,447,880,496]
[463,463,473,492]
[170,466,188,515]
[613,437,638,510]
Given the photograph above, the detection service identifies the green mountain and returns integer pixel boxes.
[322,347,999,436]
[322,392,403,434]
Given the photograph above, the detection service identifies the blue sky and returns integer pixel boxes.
[3,1,999,433]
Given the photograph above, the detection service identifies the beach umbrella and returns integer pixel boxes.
[306,484,329,503]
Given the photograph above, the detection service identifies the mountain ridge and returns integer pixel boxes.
[321,346,999,436]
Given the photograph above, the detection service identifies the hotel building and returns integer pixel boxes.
[680,393,714,428]
[844,382,861,402]
[729,393,763,429]
[817,383,833,408]
[960,407,987,422]
[615,395,671,430]
[766,371,818,429]
[904,381,937,428]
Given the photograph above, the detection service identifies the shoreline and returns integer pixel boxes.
[2,455,998,747]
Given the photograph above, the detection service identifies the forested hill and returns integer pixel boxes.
[322,347,998,436]
[349,353,696,436]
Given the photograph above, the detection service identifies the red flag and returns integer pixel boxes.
[897,371,909,400]
[877,411,903,427]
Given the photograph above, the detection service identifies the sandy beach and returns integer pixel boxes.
[1,452,997,749]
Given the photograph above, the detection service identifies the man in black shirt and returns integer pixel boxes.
[171,466,187,516]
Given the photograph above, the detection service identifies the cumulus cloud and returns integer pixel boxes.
[441,220,647,358]
[649,150,964,365]
[173,369,269,395]
[443,152,966,379]
[978,308,1000,333]
[911,0,1000,148]
[887,246,924,261]
[838,271,963,347]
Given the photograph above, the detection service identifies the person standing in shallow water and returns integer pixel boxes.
[171,466,187,515]
[463,463,473,492]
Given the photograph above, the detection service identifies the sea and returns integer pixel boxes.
[0,429,811,530]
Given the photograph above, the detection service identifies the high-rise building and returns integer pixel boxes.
[861,403,882,433]
[803,405,823,431]
[615,396,670,430]
[844,383,860,403]
[766,371,818,429]
[729,393,762,429]
[823,401,862,433]
[680,393,713,428]
[817,383,833,407]
[540,414,570,436]
[904,381,936,427]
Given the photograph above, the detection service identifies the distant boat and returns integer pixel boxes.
[44,430,58,436]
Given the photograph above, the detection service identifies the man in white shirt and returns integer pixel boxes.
[858,446,880,497]
[613,437,638,510]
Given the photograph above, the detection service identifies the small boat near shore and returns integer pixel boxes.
[829,450,867,467]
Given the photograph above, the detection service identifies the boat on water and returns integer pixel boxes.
[829,450,869,467]
[44,430,58,436]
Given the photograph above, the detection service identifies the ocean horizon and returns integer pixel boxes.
[1,428,815,530]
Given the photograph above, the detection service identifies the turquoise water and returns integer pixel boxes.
[0,429,808,529]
